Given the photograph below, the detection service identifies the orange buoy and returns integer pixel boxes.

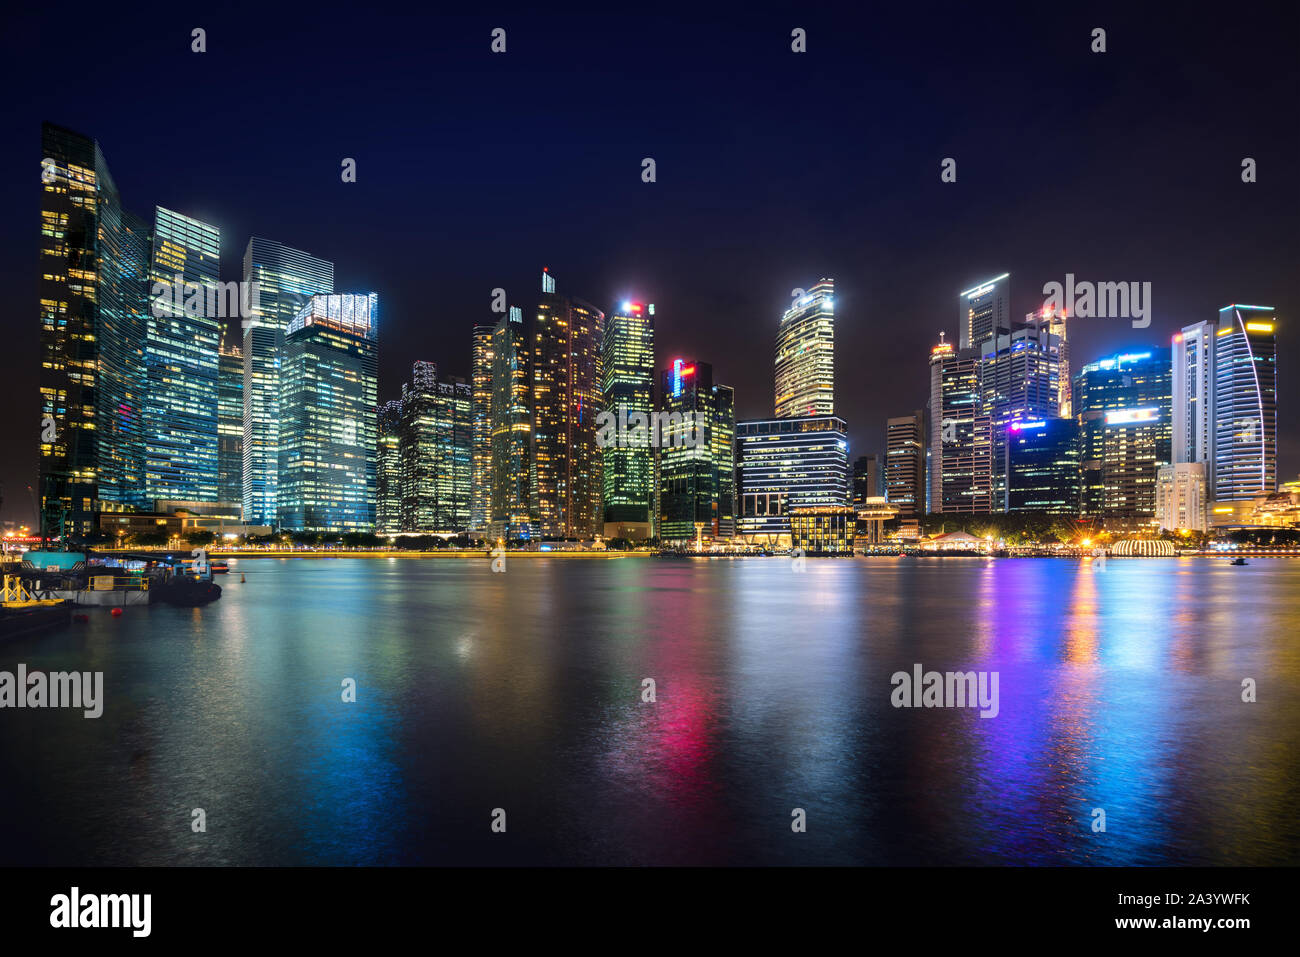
[240,573,246,582]
[110,607,123,617]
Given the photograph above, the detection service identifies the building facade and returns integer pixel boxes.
[1005,417,1080,514]
[470,324,496,535]
[929,334,993,513]
[277,293,379,531]
[1155,462,1208,532]
[489,306,535,541]
[737,414,850,546]
[885,410,926,518]
[601,301,656,539]
[217,339,244,507]
[398,362,471,533]
[774,278,835,418]
[960,273,1010,352]
[376,400,403,536]
[659,360,735,544]
[1213,305,1278,501]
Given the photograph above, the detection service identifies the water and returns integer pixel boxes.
[1,556,1296,866]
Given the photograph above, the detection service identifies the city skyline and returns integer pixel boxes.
[4,7,1297,526]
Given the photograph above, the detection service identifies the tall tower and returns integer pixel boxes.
[885,410,926,517]
[241,238,334,527]
[277,293,379,531]
[217,337,244,507]
[659,360,735,544]
[489,306,534,540]
[530,269,605,539]
[38,124,153,540]
[1213,305,1278,501]
[959,273,1010,352]
[144,206,221,502]
[601,300,656,538]
[399,362,472,533]
[775,278,835,417]
[376,400,403,536]
[1171,320,1215,469]
[929,333,993,513]
[470,324,496,535]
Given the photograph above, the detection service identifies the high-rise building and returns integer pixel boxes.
[241,238,334,527]
[959,273,1010,352]
[1172,320,1215,469]
[1074,350,1172,521]
[376,400,403,536]
[601,301,656,539]
[470,324,496,535]
[1213,305,1278,501]
[775,278,835,417]
[144,206,221,502]
[398,362,472,533]
[277,293,379,531]
[1156,462,1208,532]
[489,306,534,541]
[530,269,605,539]
[980,322,1064,510]
[737,415,850,546]
[659,360,735,544]
[1005,417,1080,514]
[852,454,880,505]
[217,338,244,507]
[885,411,926,517]
[928,333,994,513]
[38,124,152,538]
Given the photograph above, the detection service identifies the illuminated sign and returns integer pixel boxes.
[1105,407,1160,425]
[1009,420,1046,431]
[1245,322,1274,333]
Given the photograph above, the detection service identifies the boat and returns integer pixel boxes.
[1230,558,1249,566]
[210,560,230,574]
[153,576,222,606]
[1,575,73,640]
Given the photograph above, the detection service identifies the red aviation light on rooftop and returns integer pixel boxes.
[1173,333,1183,343]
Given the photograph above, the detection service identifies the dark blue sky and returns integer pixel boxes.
[2,1,1297,523]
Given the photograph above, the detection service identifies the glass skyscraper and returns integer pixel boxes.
[489,306,535,541]
[376,400,403,536]
[144,206,221,502]
[928,334,993,513]
[38,124,152,538]
[601,301,656,538]
[1005,417,1080,514]
[1074,350,1172,520]
[774,279,835,418]
[884,411,925,518]
[959,273,1010,352]
[277,293,379,531]
[217,338,244,507]
[736,414,849,545]
[659,360,735,544]
[242,238,334,527]
[398,362,472,533]
[1212,305,1277,501]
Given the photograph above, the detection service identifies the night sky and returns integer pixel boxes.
[2,2,1296,525]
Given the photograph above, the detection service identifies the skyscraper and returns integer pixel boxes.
[1005,417,1080,514]
[38,124,152,539]
[1171,320,1215,469]
[489,306,534,541]
[852,454,880,505]
[470,324,496,536]
[144,206,221,502]
[774,278,835,417]
[1074,350,1172,520]
[1212,305,1278,501]
[242,238,334,527]
[959,273,1010,352]
[980,322,1064,510]
[885,411,926,517]
[530,269,605,539]
[277,293,379,531]
[736,414,849,547]
[659,360,735,544]
[399,362,472,533]
[217,338,244,507]
[376,400,403,536]
[601,301,656,539]
[928,333,993,513]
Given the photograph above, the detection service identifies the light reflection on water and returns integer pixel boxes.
[0,556,1296,865]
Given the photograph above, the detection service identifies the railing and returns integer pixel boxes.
[89,575,149,592]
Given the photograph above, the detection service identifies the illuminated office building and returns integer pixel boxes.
[737,414,849,546]
[1172,320,1215,469]
[217,338,244,507]
[1074,350,1171,520]
[1212,305,1278,501]
[531,269,605,539]
[1005,417,1080,514]
[376,400,403,536]
[489,306,535,540]
[38,124,153,538]
[659,360,735,544]
[1156,462,1207,532]
[928,333,993,513]
[277,293,379,531]
[852,454,880,505]
[470,324,496,535]
[399,362,472,533]
[774,278,835,417]
[241,238,334,527]
[885,410,926,517]
[959,273,1010,352]
[979,322,1063,510]
[144,206,221,502]
[601,301,656,539]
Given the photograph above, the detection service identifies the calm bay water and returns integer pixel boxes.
[1,555,1297,866]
